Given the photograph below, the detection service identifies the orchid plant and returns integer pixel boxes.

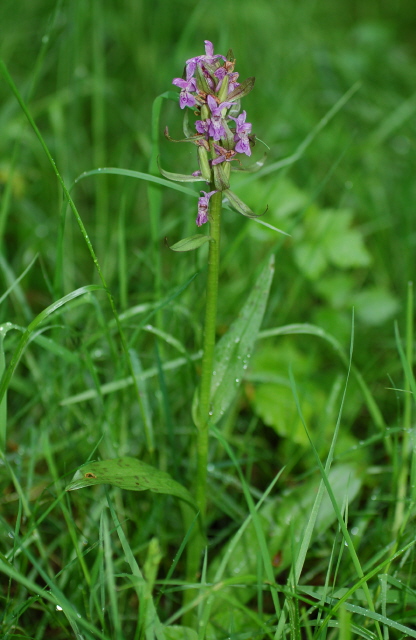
[161,40,268,599]
[162,39,262,230]
[64,39,271,624]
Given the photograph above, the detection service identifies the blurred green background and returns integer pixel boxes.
[1,1,416,635]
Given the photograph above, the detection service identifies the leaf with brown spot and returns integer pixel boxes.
[66,457,196,509]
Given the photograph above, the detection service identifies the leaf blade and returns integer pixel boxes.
[168,234,211,252]
[66,457,196,509]
[209,255,275,423]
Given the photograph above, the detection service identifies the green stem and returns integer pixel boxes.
[393,281,413,536]
[196,188,222,508]
[183,188,222,621]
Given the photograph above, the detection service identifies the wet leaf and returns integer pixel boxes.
[168,234,212,252]
[209,255,274,423]
[164,626,198,640]
[66,457,196,509]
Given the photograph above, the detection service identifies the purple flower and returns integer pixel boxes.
[195,119,210,136]
[172,67,197,109]
[186,40,226,77]
[227,72,240,93]
[203,40,225,64]
[214,66,227,92]
[196,189,217,226]
[207,95,233,141]
[214,67,240,94]
[228,110,252,156]
[211,143,237,165]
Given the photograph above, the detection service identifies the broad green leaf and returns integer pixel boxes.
[354,287,400,326]
[168,234,211,252]
[248,343,326,447]
[209,255,274,423]
[66,457,196,509]
[164,626,197,640]
[293,208,371,280]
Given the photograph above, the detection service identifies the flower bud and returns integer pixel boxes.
[197,145,212,182]
[201,103,210,120]
[217,74,229,104]
[223,161,231,182]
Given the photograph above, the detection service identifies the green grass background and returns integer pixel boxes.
[1,0,416,638]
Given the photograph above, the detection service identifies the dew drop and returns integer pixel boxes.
[235,378,240,384]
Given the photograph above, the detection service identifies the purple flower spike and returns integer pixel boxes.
[228,110,252,156]
[196,189,217,226]
[169,41,257,195]
[172,67,197,109]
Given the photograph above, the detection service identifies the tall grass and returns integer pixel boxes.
[1,0,416,638]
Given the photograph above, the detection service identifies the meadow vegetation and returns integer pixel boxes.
[1,1,416,638]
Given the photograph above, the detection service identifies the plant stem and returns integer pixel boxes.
[196,188,222,512]
[183,188,222,620]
